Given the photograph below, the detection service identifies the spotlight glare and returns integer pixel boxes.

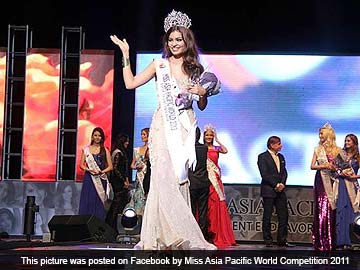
[121,208,138,229]
[355,213,360,226]
[123,208,136,218]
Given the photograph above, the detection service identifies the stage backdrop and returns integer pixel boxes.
[225,185,313,243]
[0,49,114,181]
[0,180,313,243]
[133,53,360,186]
[0,48,114,235]
[0,48,6,180]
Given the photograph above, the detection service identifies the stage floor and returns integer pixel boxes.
[0,238,359,269]
[0,236,313,250]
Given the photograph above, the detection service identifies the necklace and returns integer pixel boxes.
[92,145,100,151]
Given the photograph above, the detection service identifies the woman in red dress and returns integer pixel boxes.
[204,124,236,248]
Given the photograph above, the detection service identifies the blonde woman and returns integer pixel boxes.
[310,123,342,251]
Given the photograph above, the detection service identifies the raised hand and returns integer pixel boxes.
[110,35,129,57]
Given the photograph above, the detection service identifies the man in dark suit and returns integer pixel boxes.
[257,136,294,247]
[188,126,210,240]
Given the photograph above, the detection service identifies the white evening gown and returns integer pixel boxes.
[134,96,216,250]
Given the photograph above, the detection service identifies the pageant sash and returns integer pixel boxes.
[336,151,359,212]
[133,147,146,194]
[315,146,337,210]
[155,59,196,184]
[84,146,113,206]
[344,177,360,213]
[207,158,225,201]
[111,148,121,161]
[355,189,360,211]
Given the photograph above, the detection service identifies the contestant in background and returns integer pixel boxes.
[127,127,150,216]
[310,123,341,251]
[110,9,220,250]
[106,133,130,232]
[142,143,151,199]
[336,134,360,250]
[79,127,113,221]
[204,124,236,248]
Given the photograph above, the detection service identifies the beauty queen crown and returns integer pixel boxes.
[322,121,333,130]
[204,123,216,133]
[164,9,192,33]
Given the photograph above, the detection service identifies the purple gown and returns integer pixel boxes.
[312,170,337,251]
[336,159,359,247]
[78,153,107,221]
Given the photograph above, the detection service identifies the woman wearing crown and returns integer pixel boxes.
[110,10,220,250]
[203,124,236,248]
[310,123,342,251]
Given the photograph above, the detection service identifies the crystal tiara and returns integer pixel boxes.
[322,122,333,130]
[164,9,192,33]
[204,123,216,133]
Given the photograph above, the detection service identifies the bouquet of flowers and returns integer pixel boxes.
[335,152,355,177]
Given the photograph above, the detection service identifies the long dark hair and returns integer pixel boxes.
[113,133,130,153]
[90,127,107,166]
[141,128,150,159]
[344,133,359,162]
[162,26,204,80]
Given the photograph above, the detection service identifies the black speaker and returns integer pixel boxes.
[48,215,116,242]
